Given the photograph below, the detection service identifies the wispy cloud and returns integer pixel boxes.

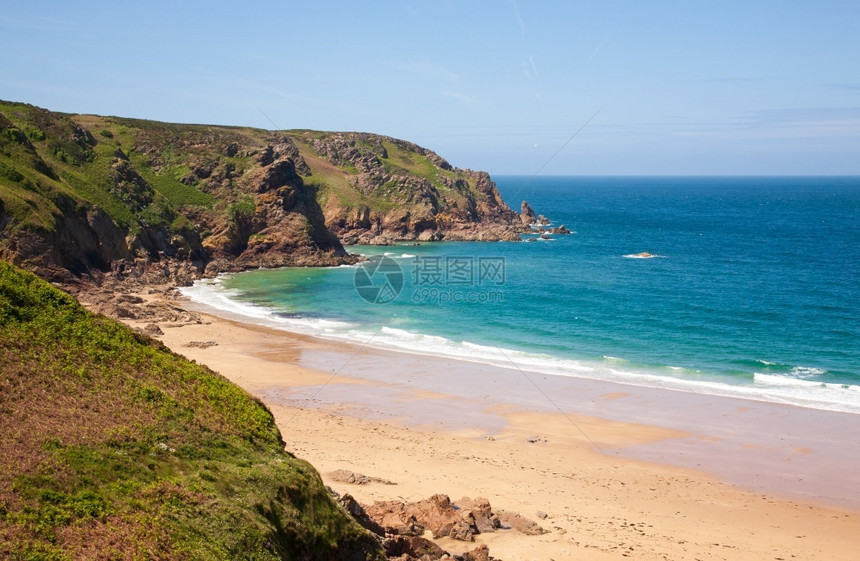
[587,34,610,64]
[521,60,533,80]
[510,0,526,38]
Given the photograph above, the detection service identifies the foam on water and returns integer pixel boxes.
[181,277,860,415]
[623,253,663,259]
[791,366,828,377]
[180,278,353,335]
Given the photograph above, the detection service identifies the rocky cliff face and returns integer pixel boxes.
[0,101,526,281]
[309,132,521,244]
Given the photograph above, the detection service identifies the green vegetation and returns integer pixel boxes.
[229,195,256,221]
[0,261,382,560]
[130,157,216,209]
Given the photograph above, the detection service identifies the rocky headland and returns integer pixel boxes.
[0,100,533,286]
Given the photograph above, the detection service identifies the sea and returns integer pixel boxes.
[182,176,860,414]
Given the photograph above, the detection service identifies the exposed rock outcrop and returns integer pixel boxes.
[333,492,514,560]
[360,494,546,542]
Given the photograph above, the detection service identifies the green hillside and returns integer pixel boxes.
[0,100,521,280]
[0,260,383,560]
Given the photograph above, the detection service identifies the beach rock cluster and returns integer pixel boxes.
[336,492,546,561]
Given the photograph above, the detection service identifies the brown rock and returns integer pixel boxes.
[328,469,396,486]
[495,510,548,535]
[338,494,386,536]
[140,323,163,337]
[383,536,447,560]
[455,497,499,534]
[460,544,491,561]
[365,494,475,541]
[520,201,537,225]
[362,501,425,537]
[110,305,138,319]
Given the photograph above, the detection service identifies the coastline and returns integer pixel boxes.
[103,287,860,560]
[180,269,860,417]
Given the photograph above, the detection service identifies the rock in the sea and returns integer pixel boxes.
[520,201,537,225]
[537,214,550,225]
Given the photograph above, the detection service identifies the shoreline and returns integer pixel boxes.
[100,287,860,560]
[178,294,860,510]
[179,273,860,417]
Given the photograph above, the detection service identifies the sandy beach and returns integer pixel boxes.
[112,292,860,561]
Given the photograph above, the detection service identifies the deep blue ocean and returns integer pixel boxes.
[183,176,860,413]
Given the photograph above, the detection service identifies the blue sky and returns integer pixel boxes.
[2,1,859,175]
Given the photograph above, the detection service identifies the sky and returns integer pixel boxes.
[1,1,859,175]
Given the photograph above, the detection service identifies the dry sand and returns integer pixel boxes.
[119,295,860,561]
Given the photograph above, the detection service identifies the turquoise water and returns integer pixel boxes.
[183,176,860,413]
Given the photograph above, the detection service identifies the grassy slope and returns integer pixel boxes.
[0,261,382,561]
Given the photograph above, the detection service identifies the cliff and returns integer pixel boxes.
[0,101,525,282]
